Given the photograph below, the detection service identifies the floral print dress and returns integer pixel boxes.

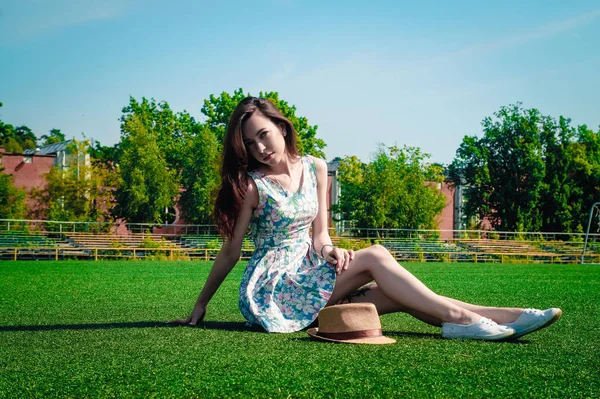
[239,156,336,333]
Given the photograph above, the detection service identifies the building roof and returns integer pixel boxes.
[327,159,341,173]
[23,140,73,156]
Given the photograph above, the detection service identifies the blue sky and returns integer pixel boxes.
[1,0,599,164]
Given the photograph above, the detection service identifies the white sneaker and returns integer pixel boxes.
[502,308,562,339]
[442,317,515,341]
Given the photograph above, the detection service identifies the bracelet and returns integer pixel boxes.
[320,244,334,258]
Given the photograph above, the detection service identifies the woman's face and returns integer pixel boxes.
[242,111,287,166]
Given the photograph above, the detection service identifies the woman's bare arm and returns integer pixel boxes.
[311,156,354,273]
[311,156,333,254]
[170,178,259,325]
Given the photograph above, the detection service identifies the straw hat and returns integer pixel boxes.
[306,303,396,344]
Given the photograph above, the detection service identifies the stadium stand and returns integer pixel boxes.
[0,227,598,263]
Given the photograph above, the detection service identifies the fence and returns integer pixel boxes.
[2,219,599,241]
[2,246,599,264]
[0,219,219,236]
[1,219,599,264]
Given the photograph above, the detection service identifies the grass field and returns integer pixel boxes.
[1,261,599,398]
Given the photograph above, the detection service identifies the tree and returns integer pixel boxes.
[2,138,23,153]
[29,139,116,222]
[538,115,577,232]
[88,140,121,167]
[569,125,600,232]
[1,124,36,153]
[0,102,17,151]
[201,89,327,157]
[335,145,446,231]
[114,114,180,224]
[449,103,600,233]
[201,88,247,144]
[179,124,221,224]
[120,97,196,171]
[449,104,546,232]
[0,169,27,219]
[14,126,37,150]
[39,129,66,146]
[0,103,37,151]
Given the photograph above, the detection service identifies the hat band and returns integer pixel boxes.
[317,328,383,340]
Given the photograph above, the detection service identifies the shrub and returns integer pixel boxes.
[336,238,372,251]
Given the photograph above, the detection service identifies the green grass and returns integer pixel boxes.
[1,261,599,398]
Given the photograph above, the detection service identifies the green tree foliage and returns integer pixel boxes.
[114,115,179,224]
[14,126,37,150]
[120,97,195,171]
[201,88,247,144]
[119,96,210,224]
[39,129,66,146]
[201,88,327,157]
[450,104,545,231]
[568,125,600,232]
[0,168,27,219]
[179,124,221,224]
[538,115,577,232]
[29,139,116,222]
[2,138,23,153]
[450,103,600,232]
[335,145,446,230]
[88,140,121,167]
[0,103,37,152]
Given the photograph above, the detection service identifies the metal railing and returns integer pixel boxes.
[1,246,597,264]
[1,218,599,264]
[2,218,599,241]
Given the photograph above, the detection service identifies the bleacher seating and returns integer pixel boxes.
[65,232,179,249]
[377,238,475,262]
[0,232,59,247]
[1,229,598,263]
[179,235,222,248]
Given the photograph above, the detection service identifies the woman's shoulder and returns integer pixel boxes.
[305,155,327,174]
[244,176,260,208]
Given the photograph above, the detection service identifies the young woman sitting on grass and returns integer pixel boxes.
[171,97,562,341]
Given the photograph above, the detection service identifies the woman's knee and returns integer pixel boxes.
[352,244,397,277]
[367,244,394,262]
[363,244,408,276]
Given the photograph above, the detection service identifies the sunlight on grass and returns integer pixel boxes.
[0,261,598,397]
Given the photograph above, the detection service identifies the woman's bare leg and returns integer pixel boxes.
[337,283,443,326]
[326,245,483,325]
[441,297,523,324]
[332,282,522,325]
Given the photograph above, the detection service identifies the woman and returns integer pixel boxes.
[172,97,561,340]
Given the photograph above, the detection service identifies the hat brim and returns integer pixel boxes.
[306,328,396,345]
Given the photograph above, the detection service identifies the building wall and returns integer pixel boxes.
[437,182,456,239]
[0,152,55,191]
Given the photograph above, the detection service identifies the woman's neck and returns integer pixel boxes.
[263,154,301,176]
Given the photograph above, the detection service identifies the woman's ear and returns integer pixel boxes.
[279,123,287,136]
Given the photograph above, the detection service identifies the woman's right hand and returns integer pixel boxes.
[169,304,207,327]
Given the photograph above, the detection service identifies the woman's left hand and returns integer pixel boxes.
[325,247,355,274]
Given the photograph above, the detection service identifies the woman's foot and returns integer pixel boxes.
[501,308,562,339]
[442,317,515,341]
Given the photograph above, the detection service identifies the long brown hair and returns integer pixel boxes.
[214,97,300,239]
